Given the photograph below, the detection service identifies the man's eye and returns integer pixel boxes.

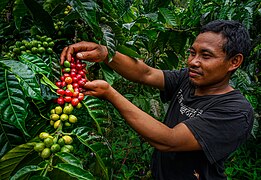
[190,51,196,56]
[187,49,195,56]
[202,54,211,59]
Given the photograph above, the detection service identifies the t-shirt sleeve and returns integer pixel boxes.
[183,102,254,164]
[161,68,188,103]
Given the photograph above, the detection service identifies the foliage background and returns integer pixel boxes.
[0,0,260,179]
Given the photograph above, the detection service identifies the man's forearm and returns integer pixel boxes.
[106,86,175,149]
[104,52,151,84]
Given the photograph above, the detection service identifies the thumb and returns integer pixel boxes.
[83,81,94,89]
[76,52,100,62]
[75,52,85,60]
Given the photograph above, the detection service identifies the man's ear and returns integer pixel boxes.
[228,54,243,72]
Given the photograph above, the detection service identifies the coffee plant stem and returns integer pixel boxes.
[40,158,53,177]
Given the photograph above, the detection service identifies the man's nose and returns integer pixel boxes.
[188,56,201,67]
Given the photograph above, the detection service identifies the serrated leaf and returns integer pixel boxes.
[1,60,43,101]
[0,67,29,136]
[18,54,51,75]
[0,143,35,180]
[55,163,94,180]
[55,152,83,169]
[10,165,42,180]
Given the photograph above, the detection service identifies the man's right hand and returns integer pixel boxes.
[60,41,108,65]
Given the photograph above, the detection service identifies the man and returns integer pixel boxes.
[60,20,254,179]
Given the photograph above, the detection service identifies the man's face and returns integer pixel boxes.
[187,32,232,88]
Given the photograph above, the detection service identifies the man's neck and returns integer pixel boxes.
[194,84,234,96]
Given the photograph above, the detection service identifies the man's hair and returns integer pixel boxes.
[200,20,251,60]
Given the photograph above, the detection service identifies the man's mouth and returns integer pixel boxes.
[189,69,202,78]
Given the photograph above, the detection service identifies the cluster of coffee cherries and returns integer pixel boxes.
[50,57,88,128]
[34,132,74,159]
[55,57,88,107]
[49,104,78,128]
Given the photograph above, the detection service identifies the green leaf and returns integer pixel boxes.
[30,175,50,180]
[0,143,35,179]
[159,8,177,27]
[55,163,94,180]
[231,69,253,92]
[72,127,110,180]
[0,0,9,12]
[55,152,83,169]
[0,122,25,159]
[1,60,43,101]
[99,62,115,85]
[69,0,100,33]
[22,0,55,35]
[108,21,125,44]
[168,31,187,55]
[0,67,29,136]
[40,74,59,91]
[245,94,258,110]
[165,50,179,69]
[13,0,27,31]
[18,54,51,75]
[10,165,42,180]
[82,96,111,134]
[101,25,116,62]
[116,45,142,59]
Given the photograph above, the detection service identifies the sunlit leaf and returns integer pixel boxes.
[101,25,116,62]
[10,165,42,180]
[55,163,94,179]
[55,152,83,168]
[18,54,51,75]
[1,60,43,101]
[0,143,35,179]
[0,67,29,136]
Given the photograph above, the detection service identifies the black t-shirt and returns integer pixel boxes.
[151,68,254,180]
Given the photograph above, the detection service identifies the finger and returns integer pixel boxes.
[65,42,93,61]
[76,50,103,62]
[60,46,69,65]
[83,81,95,90]
[66,45,77,62]
[83,90,94,96]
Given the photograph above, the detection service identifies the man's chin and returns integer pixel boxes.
[189,78,198,87]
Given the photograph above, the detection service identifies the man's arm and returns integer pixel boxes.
[84,80,202,152]
[60,41,164,90]
[105,52,164,90]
